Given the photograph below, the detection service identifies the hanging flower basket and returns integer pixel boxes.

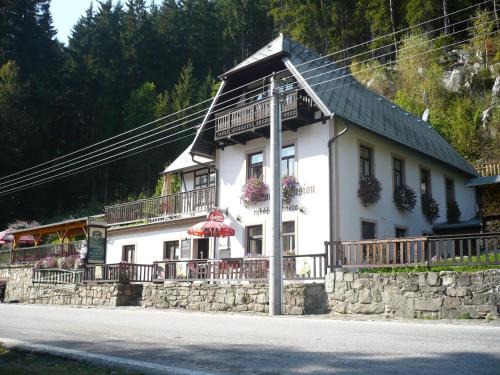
[282,175,299,205]
[421,193,440,223]
[357,175,382,206]
[241,177,268,207]
[393,185,417,211]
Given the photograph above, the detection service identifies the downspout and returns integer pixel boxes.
[327,117,348,267]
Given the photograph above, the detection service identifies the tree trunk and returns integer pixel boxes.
[442,0,449,35]
[389,0,398,57]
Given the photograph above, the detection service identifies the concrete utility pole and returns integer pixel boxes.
[269,74,283,316]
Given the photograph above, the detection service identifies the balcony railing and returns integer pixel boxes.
[105,187,216,225]
[475,162,500,176]
[215,90,314,140]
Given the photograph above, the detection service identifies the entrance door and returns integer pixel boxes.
[196,239,209,259]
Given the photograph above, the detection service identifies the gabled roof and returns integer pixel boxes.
[195,35,477,176]
[163,142,213,174]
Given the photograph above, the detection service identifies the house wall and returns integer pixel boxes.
[216,120,332,257]
[335,118,477,241]
[106,218,211,264]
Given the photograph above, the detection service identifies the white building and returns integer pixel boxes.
[104,35,478,265]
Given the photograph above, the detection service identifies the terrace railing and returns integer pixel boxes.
[83,263,156,283]
[154,253,326,282]
[105,187,216,225]
[326,232,500,269]
[12,242,81,265]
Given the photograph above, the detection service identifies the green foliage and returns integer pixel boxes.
[153,176,164,197]
[171,173,182,194]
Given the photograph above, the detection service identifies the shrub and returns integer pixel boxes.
[393,185,417,211]
[42,256,56,269]
[241,177,268,207]
[421,193,440,223]
[357,175,382,206]
[447,200,461,223]
[282,175,299,204]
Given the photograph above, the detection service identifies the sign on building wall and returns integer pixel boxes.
[86,224,107,264]
[180,239,191,259]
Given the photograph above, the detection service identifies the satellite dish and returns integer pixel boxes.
[422,108,429,122]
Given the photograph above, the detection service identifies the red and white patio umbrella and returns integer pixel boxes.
[187,220,235,238]
[187,210,235,238]
[0,229,35,246]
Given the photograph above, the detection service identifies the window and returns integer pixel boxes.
[420,168,431,195]
[282,221,296,255]
[445,177,455,204]
[122,245,135,263]
[281,145,296,177]
[359,145,373,177]
[395,227,408,238]
[194,168,215,189]
[246,225,263,256]
[361,221,376,240]
[163,241,179,260]
[393,157,404,191]
[248,152,263,179]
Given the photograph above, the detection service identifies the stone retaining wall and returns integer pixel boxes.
[2,266,499,319]
[142,282,327,315]
[326,270,500,319]
[0,266,142,306]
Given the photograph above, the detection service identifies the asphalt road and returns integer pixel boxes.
[0,304,499,375]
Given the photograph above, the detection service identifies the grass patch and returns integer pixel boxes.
[0,343,142,375]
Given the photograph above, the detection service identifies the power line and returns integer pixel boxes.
[0,0,490,183]
[0,28,495,197]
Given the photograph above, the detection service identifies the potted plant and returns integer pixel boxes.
[282,175,299,205]
[421,193,440,223]
[393,185,417,211]
[357,175,382,206]
[241,176,268,207]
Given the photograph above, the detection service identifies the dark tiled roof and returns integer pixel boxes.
[283,37,477,176]
[205,35,477,176]
[465,175,500,187]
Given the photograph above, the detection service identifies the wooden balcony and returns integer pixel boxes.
[475,162,500,176]
[105,187,216,225]
[214,90,315,143]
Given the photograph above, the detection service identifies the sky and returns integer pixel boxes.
[51,0,154,45]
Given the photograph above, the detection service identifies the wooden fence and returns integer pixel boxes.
[326,232,500,269]
[154,253,326,282]
[475,162,500,177]
[83,263,156,283]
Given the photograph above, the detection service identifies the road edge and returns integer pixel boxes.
[0,337,220,375]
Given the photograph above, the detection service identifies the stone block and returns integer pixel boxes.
[331,302,346,314]
[344,273,354,282]
[456,274,471,287]
[402,282,419,292]
[359,289,372,304]
[442,274,455,287]
[350,303,385,314]
[414,298,443,312]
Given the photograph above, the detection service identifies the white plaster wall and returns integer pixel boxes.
[216,121,331,256]
[335,118,477,241]
[106,219,212,264]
